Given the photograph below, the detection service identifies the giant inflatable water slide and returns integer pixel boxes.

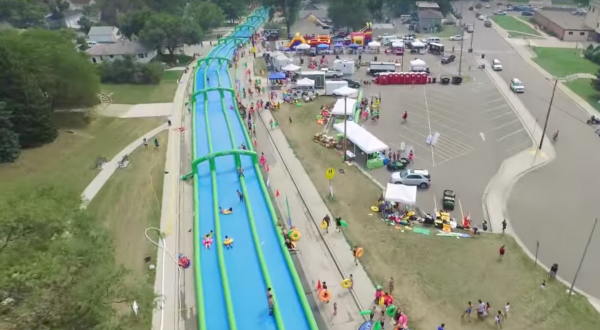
[189,7,319,330]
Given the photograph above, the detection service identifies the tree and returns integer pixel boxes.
[77,15,94,34]
[328,0,370,30]
[0,0,48,28]
[216,0,251,23]
[140,13,203,55]
[119,7,154,39]
[186,0,225,33]
[98,56,164,84]
[591,69,600,91]
[48,0,70,19]
[262,0,302,37]
[0,107,20,163]
[0,29,100,111]
[0,41,56,149]
[0,187,134,329]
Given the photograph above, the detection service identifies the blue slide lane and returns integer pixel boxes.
[193,8,313,329]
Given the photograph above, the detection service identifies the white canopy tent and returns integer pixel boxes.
[282,63,301,72]
[331,98,357,115]
[295,43,310,50]
[391,41,404,48]
[368,41,381,47]
[296,77,315,87]
[384,183,417,205]
[333,121,389,154]
[411,40,425,48]
[333,86,358,97]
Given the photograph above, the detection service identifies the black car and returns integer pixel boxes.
[441,54,456,64]
[343,79,361,88]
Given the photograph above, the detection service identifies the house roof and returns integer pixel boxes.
[88,26,117,37]
[535,10,593,30]
[415,1,440,9]
[418,9,444,19]
[69,0,92,4]
[85,40,148,56]
[303,3,319,10]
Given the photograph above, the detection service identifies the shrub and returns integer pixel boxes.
[97,56,164,84]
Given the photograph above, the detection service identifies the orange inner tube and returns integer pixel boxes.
[354,247,364,258]
[318,289,331,302]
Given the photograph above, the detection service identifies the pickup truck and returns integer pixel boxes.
[320,68,343,78]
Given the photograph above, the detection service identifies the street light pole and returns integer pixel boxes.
[538,79,559,150]
[457,27,466,76]
[469,23,475,52]
[569,218,598,296]
[343,95,348,161]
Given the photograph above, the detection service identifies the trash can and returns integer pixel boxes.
[432,77,437,83]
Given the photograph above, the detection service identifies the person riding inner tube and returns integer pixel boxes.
[219,207,233,214]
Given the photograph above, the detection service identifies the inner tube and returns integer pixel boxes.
[354,247,364,258]
[341,278,352,288]
[318,289,331,302]
[289,230,301,242]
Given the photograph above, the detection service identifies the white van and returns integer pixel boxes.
[492,59,503,71]
[426,37,440,44]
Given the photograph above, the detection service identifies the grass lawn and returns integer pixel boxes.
[533,47,598,77]
[270,98,600,330]
[492,15,541,36]
[154,53,194,67]
[101,71,181,104]
[566,79,600,112]
[508,31,545,39]
[420,25,461,38]
[0,115,164,199]
[88,131,167,282]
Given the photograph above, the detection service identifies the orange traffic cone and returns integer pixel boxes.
[275,189,280,197]
[316,280,322,291]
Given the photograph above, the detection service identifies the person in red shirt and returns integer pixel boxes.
[499,245,506,260]
[402,111,408,122]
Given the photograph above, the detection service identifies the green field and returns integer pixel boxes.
[492,15,541,36]
[102,71,183,104]
[533,47,598,77]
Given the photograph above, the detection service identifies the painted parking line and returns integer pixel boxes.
[497,129,525,142]
[482,104,510,114]
[489,111,514,121]
[479,97,506,106]
[493,118,521,131]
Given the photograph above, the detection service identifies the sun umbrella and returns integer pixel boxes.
[334,42,344,47]
[295,43,310,50]
[349,43,359,49]
[317,44,330,49]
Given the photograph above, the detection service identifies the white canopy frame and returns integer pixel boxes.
[296,77,315,87]
[333,121,389,154]
[282,63,301,72]
[385,183,417,205]
[331,98,357,115]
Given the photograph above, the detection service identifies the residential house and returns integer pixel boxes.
[415,1,440,10]
[87,26,122,43]
[535,9,594,42]
[585,0,600,40]
[85,40,157,64]
[417,9,444,31]
[67,0,95,10]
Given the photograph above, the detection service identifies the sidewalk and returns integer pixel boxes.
[237,46,377,328]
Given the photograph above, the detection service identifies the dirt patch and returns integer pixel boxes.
[271,100,600,330]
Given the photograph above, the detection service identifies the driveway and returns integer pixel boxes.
[457,4,600,300]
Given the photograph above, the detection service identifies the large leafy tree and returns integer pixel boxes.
[119,7,154,39]
[0,187,135,329]
[0,41,56,149]
[0,29,100,111]
[140,13,203,55]
[0,109,20,163]
[262,0,302,36]
[216,0,251,23]
[328,0,370,30]
[186,0,225,33]
[0,0,48,28]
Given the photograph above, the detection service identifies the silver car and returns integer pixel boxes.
[390,169,431,188]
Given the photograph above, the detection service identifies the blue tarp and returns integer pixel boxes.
[269,72,286,79]
[317,44,329,49]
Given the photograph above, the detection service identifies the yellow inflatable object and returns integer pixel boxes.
[341,278,353,288]
[224,238,234,245]
[321,221,328,229]
[289,229,301,241]
[371,206,379,212]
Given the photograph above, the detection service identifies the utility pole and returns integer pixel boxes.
[343,94,348,161]
[569,218,598,296]
[469,23,475,52]
[538,79,559,150]
[457,27,466,76]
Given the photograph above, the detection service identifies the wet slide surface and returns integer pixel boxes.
[192,8,317,330]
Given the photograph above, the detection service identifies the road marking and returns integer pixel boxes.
[493,118,521,131]
[480,132,486,141]
[482,104,509,114]
[489,111,514,121]
[497,129,525,142]
[423,88,436,166]
[479,97,505,106]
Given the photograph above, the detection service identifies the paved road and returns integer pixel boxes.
[458,4,600,300]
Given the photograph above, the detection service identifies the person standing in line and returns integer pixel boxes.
[349,274,354,289]
[495,311,503,329]
[477,300,485,319]
[143,138,148,150]
[323,215,331,233]
[499,245,506,260]
[461,301,472,322]
[502,219,507,234]
[333,302,337,316]
[267,287,274,316]
[237,189,244,202]
[388,277,394,295]
[503,303,510,319]
[352,246,360,266]
[335,217,342,232]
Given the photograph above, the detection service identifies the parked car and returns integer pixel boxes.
[390,169,431,188]
[475,3,482,9]
[521,11,534,16]
[485,4,491,8]
[449,35,463,41]
[320,68,343,78]
[343,78,361,88]
[492,59,503,71]
[441,54,456,64]
[495,10,506,15]
[468,5,474,10]
[510,78,525,93]
[484,20,492,27]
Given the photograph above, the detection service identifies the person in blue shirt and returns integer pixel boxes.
[437,323,445,330]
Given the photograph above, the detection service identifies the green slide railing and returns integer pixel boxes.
[353,89,364,123]
[229,58,320,330]
[215,68,287,329]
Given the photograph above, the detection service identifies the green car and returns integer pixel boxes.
[387,160,408,171]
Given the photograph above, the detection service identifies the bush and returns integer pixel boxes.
[97,56,164,84]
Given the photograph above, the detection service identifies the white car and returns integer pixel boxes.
[449,35,463,41]
[510,78,525,93]
[492,59,503,71]
[477,14,484,20]
[390,169,431,189]
[485,4,491,8]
